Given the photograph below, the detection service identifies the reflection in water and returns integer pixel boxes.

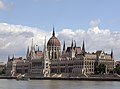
[0,79,120,89]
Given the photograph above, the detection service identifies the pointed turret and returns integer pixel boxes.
[52,27,55,37]
[34,45,36,51]
[71,40,73,48]
[38,46,39,51]
[63,40,66,51]
[31,38,34,50]
[82,40,85,51]
[62,40,66,55]
[27,46,29,54]
[30,38,36,59]
[82,40,85,56]
[111,49,113,58]
[74,40,76,48]
[43,36,50,77]
[70,39,75,58]
[82,40,85,52]
[44,36,48,58]
[26,46,30,59]
[12,54,14,60]
[8,55,10,61]
[44,36,47,51]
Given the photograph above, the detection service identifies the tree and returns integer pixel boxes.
[94,62,99,74]
[115,64,120,74]
[98,64,106,74]
[95,63,106,74]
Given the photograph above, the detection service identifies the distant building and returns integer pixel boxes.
[0,62,6,74]
[6,28,115,77]
[116,61,120,65]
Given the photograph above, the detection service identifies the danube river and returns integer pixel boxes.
[0,79,120,89]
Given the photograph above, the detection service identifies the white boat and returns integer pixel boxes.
[16,74,30,81]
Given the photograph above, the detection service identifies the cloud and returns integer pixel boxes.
[58,27,120,60]
[0,0,13,11]
[0,23,50,61]
[0,22,120,61]
[0,0,5,10]
[89,19,100,27]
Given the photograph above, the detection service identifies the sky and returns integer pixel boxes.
[0,0,120,61]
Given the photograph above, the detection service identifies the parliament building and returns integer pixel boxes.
[6,28,115,77]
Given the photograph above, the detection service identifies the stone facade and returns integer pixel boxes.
[6,57,29,76]
[6,28,115,77]
[0,62,6,74]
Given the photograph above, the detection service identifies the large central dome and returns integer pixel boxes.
[47,28,60,47]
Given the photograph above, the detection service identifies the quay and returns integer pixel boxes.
[30,77,120,81]
[1,76,120,81]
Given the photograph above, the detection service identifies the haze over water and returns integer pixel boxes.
[0,79,120,89]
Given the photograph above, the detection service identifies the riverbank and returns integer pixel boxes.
[0,76,16,79]
[30,77,120,81]
[0,76,120,81]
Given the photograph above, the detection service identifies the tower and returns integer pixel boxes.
[70,40,75,58]
[43,36,50,77]
[12,54,14,60]
[29,39,36,60]
[71,39,74,47]
[26,46,30,60]
[8,55,10,61]
[62,40,66,54]
[47,27,61,60]
[74,40,76,49]
[82,40,85,56]
[111,49,113,59]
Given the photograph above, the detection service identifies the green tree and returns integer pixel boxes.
[94,63,99,74]
[98,63,106,74]
[115,64,120,74]
[95,63,106,74]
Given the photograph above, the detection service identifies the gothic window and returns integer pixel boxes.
[52,52,53,59]
[55,52,57,59]
[25,69,28,73]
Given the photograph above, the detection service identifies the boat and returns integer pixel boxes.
[16,74,30,81]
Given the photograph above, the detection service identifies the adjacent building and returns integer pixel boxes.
[6,57,29,76]
[0,62,6,75]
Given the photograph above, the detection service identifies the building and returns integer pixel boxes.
[6,57,29,76]
[26,39,44,77]
[0,62,6,75]
[116,61,120,65]
[6,28,115,77]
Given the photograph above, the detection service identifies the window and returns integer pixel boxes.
[25,69,28,73]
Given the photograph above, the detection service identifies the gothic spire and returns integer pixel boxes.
[44,36,49,58]
[8,55,10,61]
[34,45,36,51]
[82,40,85,51]
[63,40,66,51]
[82,40,85,56]
[31,38,34,49]
[12,54,14,60]
[111,49,113,58]
[44,36,47,51]
[31,38,35,51]
[74,40,76,48]
[71,39,73,47]
[38,46,39,51]
[27,46,29,54]
[52,27,55,37]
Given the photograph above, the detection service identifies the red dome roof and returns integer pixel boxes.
[47,28,60,47]
[47,36,60,46]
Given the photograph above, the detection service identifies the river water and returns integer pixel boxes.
[0,79,120,89]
